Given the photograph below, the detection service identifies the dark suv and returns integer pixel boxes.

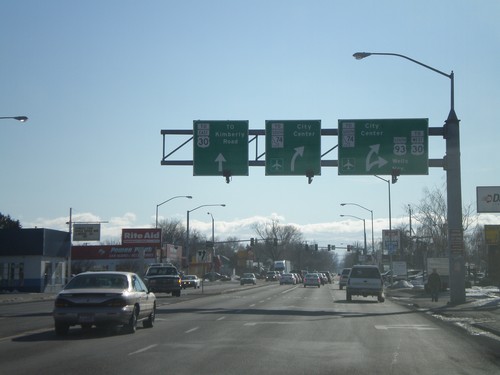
[143,264,182,297]
[346,265,385,302]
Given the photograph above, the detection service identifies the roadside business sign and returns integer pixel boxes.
[73,224,101,242]
[122,228,161,246]
[477,186,500,213]
[193,120,249,176]
[265,120,321,176]
[382,229,401,255]
[338,118,428,175]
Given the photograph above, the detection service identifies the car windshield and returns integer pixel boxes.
[243,274,254,277]
[65,274,128,289]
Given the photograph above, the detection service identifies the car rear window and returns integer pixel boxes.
[350,267,381,279]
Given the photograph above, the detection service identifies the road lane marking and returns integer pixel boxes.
[216,316,226,321]
[185,327,199,333]
[375,324,437,330]
[249,304,256,307]
[129,344,158,356]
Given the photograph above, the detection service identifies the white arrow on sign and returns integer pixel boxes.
[215,153,226,172]
[366,144,388,172]
[291,146,304,172]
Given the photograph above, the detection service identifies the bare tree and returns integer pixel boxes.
[252,218,303,261]
[409,186,476,258]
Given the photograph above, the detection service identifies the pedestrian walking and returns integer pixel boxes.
[428,268,441,302]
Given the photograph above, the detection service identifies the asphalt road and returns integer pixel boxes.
[1,282,500,374]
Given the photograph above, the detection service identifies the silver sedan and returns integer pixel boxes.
[53,271,156,335]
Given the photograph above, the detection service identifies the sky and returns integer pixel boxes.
[1,1,500,256]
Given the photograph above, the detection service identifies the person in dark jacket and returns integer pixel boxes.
[428,268,441,302]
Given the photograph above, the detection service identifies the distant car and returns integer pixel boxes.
[265,271,279,281]
[181,275,201,289]
[303,273,321,288]
[339,268,351,290]
[318,272,328,285]
[240,273,257,285]
[320,271,333,284]
[346,265,385,302]
[53,271,156,335]
[203,272,231,281]
[279,273,296,285]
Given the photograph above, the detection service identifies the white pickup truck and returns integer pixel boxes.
[346,265,385,303]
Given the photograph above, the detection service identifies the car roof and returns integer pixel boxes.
[79,271,134,276]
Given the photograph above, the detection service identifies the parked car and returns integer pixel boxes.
[303,273,321,288]
[346,265,385,302]
[53,271,156,335]
[240,273,257,285]
[339,268,351,290]
[279,273,296,285]
[181,275,201,289]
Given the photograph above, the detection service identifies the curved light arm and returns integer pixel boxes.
[155,195,193,228]
[353,51,455,113]
[0,116,28,122]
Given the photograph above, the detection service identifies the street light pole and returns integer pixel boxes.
[340,214,367,255]
[355,51,464,304]
[207,212,215,249]
[155,195,192,228]
[341,203,374,253]
[186,204,225,272]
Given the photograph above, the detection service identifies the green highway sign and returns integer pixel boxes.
[193,120,249,176]
[338,118,429,175]
[265,120,321,176]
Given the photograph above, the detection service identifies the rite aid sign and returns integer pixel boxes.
[122,228,161,246]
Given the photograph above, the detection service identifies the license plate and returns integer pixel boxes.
[78,313,95,323]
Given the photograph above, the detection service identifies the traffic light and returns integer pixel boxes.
[250,238,254,246]
[331,245,335,250]
[328,245,331,251]
[392,168,400,184]
[347,245,352,251]
[314,244,318,251]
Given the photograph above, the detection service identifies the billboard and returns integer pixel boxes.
[477,186,500,213]
[73,224,101,241]
[122,228,161,246]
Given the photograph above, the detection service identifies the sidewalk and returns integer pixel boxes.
[386,286,500,338]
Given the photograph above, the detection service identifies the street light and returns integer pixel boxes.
[341,203,374,253]
[354,51,464,304]
[155,195,193,228]
[0,116,28,122]
[340,214,367,255]
[186,204,226,271]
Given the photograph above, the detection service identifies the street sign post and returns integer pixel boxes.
[193,120,249,176]
[265,120,321,176]
[338,118,428,175]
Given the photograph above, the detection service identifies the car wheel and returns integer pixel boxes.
[346,292,352,302]
[378,295,385,303]
[174,290,181,297]
[339,285,343,290]
[126,306,138,334]
[317,284,320,288]
[55,322,69,336]
[304,285,306,288]
[143,303,156,328]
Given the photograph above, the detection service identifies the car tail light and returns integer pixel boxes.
[105,298,128,308]
[54,298,70,308]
